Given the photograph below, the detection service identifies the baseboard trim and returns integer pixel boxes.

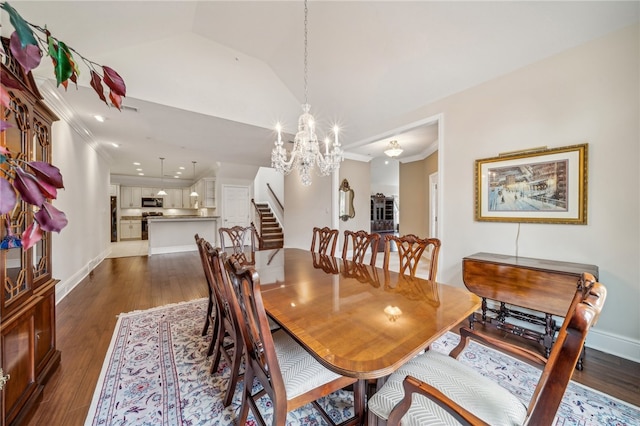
[148,245,197,256]
[586,328,640,363]
[55,248,109,304]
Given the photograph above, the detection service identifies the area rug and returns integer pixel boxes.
[85,298,640,425]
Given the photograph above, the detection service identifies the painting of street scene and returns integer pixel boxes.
[487,159,568,212]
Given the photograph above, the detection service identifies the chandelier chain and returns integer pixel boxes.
[304,0,308,105]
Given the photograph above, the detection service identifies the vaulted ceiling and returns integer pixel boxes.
[3,1,637,183]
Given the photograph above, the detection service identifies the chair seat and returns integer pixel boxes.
[273,329,345,400]
[368,350,527,425]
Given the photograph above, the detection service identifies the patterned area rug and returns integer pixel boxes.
[85,298,639,425]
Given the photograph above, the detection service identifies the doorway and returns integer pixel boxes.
[221,185,251,229]
[110,196,117,242]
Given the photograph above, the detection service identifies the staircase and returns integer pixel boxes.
[254,203,283,249]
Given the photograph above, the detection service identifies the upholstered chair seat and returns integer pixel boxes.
[273,329,348,400]
[368,350,526,425]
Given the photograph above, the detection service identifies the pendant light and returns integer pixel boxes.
[157,157,167,196]
[190,161,199,197]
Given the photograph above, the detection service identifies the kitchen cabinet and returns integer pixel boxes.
[120,187,142,208]
[197,178,216,208]
[165,189,183,208]
[183,188,196,209]
[120,220,142,240]
[1,38,61,426]
[109,184,118,196]
[140,187,156,197]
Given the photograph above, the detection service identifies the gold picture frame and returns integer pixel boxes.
[475,143,588,224]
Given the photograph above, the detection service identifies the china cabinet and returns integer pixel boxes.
[0,38,61,425]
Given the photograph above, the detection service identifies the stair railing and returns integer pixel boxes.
[251,199,265,248]
[267,183,284,212]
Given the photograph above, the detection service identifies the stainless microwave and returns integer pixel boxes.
[142,197,163,208]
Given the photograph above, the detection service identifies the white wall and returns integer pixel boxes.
[284,168,333,249]
[394,24,638,361]
[338,160,372,251]
[51,120,111,302]
[254,167,284,225]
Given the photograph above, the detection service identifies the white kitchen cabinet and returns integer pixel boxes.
[200,178,216,208]
[109,184,118,196]
[120,187,142,208]
[183,188,196,209]
[120,220,142,240]
[141,187,157,197]
[165,189,183,208]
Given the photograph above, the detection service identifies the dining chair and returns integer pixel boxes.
[342,230,380,266]
[202,242,245,408]
[368,273,607,426]
[383,234,441,279]
[310,226,339,256]
[219,225,257,264]
[194,233,215,336]
[225,254,364,426]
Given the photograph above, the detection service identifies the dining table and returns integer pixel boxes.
[247,247,481,419]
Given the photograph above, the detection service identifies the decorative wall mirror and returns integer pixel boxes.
[339,179,355,221]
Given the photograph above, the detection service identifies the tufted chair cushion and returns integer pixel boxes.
[368,350,527,425]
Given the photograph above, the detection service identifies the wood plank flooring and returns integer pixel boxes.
[25,252,640,425]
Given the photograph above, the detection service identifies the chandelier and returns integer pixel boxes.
[271,0,342,186]
[384,140,403,158]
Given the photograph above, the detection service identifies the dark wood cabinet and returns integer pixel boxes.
[1,38,61,426]
[371,194,396,251]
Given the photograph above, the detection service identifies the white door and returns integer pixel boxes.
[222,185,251,229]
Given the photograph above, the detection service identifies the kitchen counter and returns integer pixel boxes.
[147,216,219,256]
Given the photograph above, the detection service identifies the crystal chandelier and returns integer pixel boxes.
[271,0,343,186]
[384,140,403,158]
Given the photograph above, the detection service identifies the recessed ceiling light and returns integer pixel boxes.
[138,173,144,176]
[94,115,105,122]
[176,171,182,175]
[110,142,119,148]
[174,175,180,179]
[133,162,141,166]
[179,166,185,170]
[136,168,142,171]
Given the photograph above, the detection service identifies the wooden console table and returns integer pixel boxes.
[462,252,598,369]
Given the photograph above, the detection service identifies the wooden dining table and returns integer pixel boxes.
[251,248,481,381]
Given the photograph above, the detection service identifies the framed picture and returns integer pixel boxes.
[475,143,588,224]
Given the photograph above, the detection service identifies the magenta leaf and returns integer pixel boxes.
[102,66,126,97]
[9,31,42,74]
[28,161,64,188]
[109,91,122,110]
[90,70,108,105]
[1,86,10,108]
[35,203,68,232]
[13,167,45,206]
[0,178,17,215]
[35,178,57,199]
[0,120,13,132]
[21,221,42,250]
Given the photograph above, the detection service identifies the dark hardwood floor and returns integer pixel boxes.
[26,252,639,425]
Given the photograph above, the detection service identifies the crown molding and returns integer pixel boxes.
[35,77,113,163]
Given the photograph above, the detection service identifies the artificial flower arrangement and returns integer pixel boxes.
[0,1,126,249]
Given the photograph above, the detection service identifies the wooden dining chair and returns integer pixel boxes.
[219,225,257,264]
[225,254,364,426]
[342,230,380,266]
[310,226,339,256]
[194,233,215,336]
[368,273,607,426]
[383,234,441,279]
[202,242,245,408]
